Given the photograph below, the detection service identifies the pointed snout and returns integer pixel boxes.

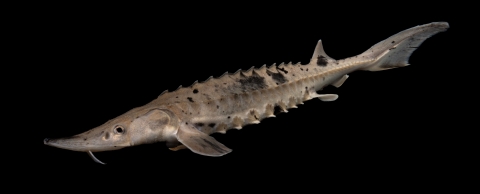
[44,135,93,152]
[44,132,128,152]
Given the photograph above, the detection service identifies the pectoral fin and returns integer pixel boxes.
[175,122,232,156]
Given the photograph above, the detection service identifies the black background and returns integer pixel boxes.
[16,2,468,191]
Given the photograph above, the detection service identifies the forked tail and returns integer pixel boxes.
[359,22,449,71]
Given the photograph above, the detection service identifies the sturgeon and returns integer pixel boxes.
[44,22,449,164]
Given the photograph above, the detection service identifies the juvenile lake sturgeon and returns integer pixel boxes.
[44,22,449,164]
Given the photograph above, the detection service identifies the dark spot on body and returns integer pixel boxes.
[271,72,288,84]
[193,89,199,94]
[250,110,255,115]
[392,41,395,44]
[84,138,87,141]
[196,123,204,127]
[105,132,110,140]
[208,123,216,128]
[317,55,328,66]
[217,105,219,109]
[300,68,304,71]
[233,93,240,100]
[187,97,194,102]
[306,68,309,71]
[237,74,267,91]
[277,67,288,74]
[292,74,295,76]
[176,96,178,98]
[228,116,231,119]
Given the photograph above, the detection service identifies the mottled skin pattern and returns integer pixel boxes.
[156,60,352,134]
[44,22,449,163]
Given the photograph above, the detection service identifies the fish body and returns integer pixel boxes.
[44,22,449,164]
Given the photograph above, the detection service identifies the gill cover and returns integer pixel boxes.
[129,108,180,145]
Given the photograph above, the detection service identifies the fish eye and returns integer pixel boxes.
[114,126,125,134]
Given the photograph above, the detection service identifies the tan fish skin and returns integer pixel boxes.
[44,22,449,164]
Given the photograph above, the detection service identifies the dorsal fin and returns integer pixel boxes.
[310,40,334,64]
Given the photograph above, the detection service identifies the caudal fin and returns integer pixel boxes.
[360,22,449,71]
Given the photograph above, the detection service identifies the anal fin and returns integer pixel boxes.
[315,94,338,102]
[175,122,232,156]
[332,75,349,88]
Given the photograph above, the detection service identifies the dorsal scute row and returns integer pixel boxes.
[158,62,301,98]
